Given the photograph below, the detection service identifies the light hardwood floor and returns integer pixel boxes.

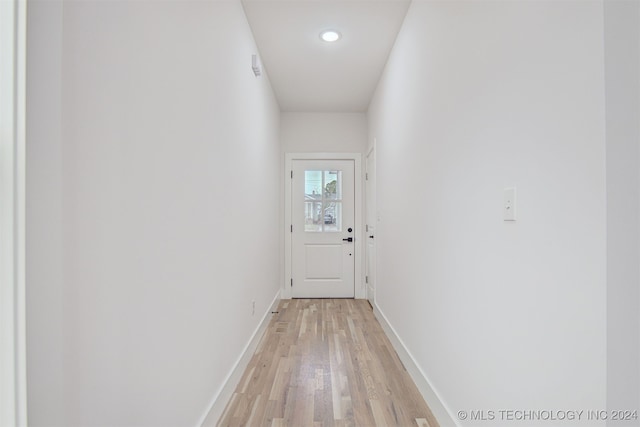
[213,299,439,427]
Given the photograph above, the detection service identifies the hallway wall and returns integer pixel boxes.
[26,1,281,426]
[279,112,368,297]
[281,112,367,154]
[368,1,607,424]
[604,0,640,421]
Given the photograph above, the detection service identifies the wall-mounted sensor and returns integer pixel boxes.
[251,54,261,77]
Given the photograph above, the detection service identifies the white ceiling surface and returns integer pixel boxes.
[242,0,411,112]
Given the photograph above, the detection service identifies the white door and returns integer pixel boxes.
[291,160,355,298]
[365,148,376,305]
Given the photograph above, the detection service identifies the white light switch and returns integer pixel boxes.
[504,187,516,221]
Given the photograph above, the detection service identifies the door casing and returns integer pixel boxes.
[365,145,376,305]
[284,153,363,299]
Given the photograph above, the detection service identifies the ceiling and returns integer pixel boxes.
[241,0,411,112]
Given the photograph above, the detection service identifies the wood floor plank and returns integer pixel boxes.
[216,299,439,427]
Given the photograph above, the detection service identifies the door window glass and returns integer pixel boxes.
[305,170,342,232]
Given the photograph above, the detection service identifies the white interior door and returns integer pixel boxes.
[365,148,376,305]
[291,160,355,298]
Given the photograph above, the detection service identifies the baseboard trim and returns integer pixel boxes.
[197,291,281,427]
[372,302,459,427]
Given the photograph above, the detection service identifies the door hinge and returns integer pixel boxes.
[290,224,293,232]
[366,224,369,232]
[366,275,369,284]
[290,278,293,287]
[366,172,369,180]
[291,170,293,178]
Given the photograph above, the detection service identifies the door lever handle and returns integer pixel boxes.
[342,237,353,242]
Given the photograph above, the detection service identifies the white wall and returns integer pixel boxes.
[368,1,607,425]
[281,112,367,154]
[26,1,281,426]
[25,2,65,424]
[280,112,367,298]
[604,0,640,423]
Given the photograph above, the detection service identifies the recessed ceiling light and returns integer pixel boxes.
[320,30,341,43]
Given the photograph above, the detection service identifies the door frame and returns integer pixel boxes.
[365,144,376,305]
[1,0,28,424]
[284,153,364,299]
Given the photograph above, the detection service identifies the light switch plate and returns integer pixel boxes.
[504,187,516,221]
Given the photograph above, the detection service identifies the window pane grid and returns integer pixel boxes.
[304,170,342,232]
